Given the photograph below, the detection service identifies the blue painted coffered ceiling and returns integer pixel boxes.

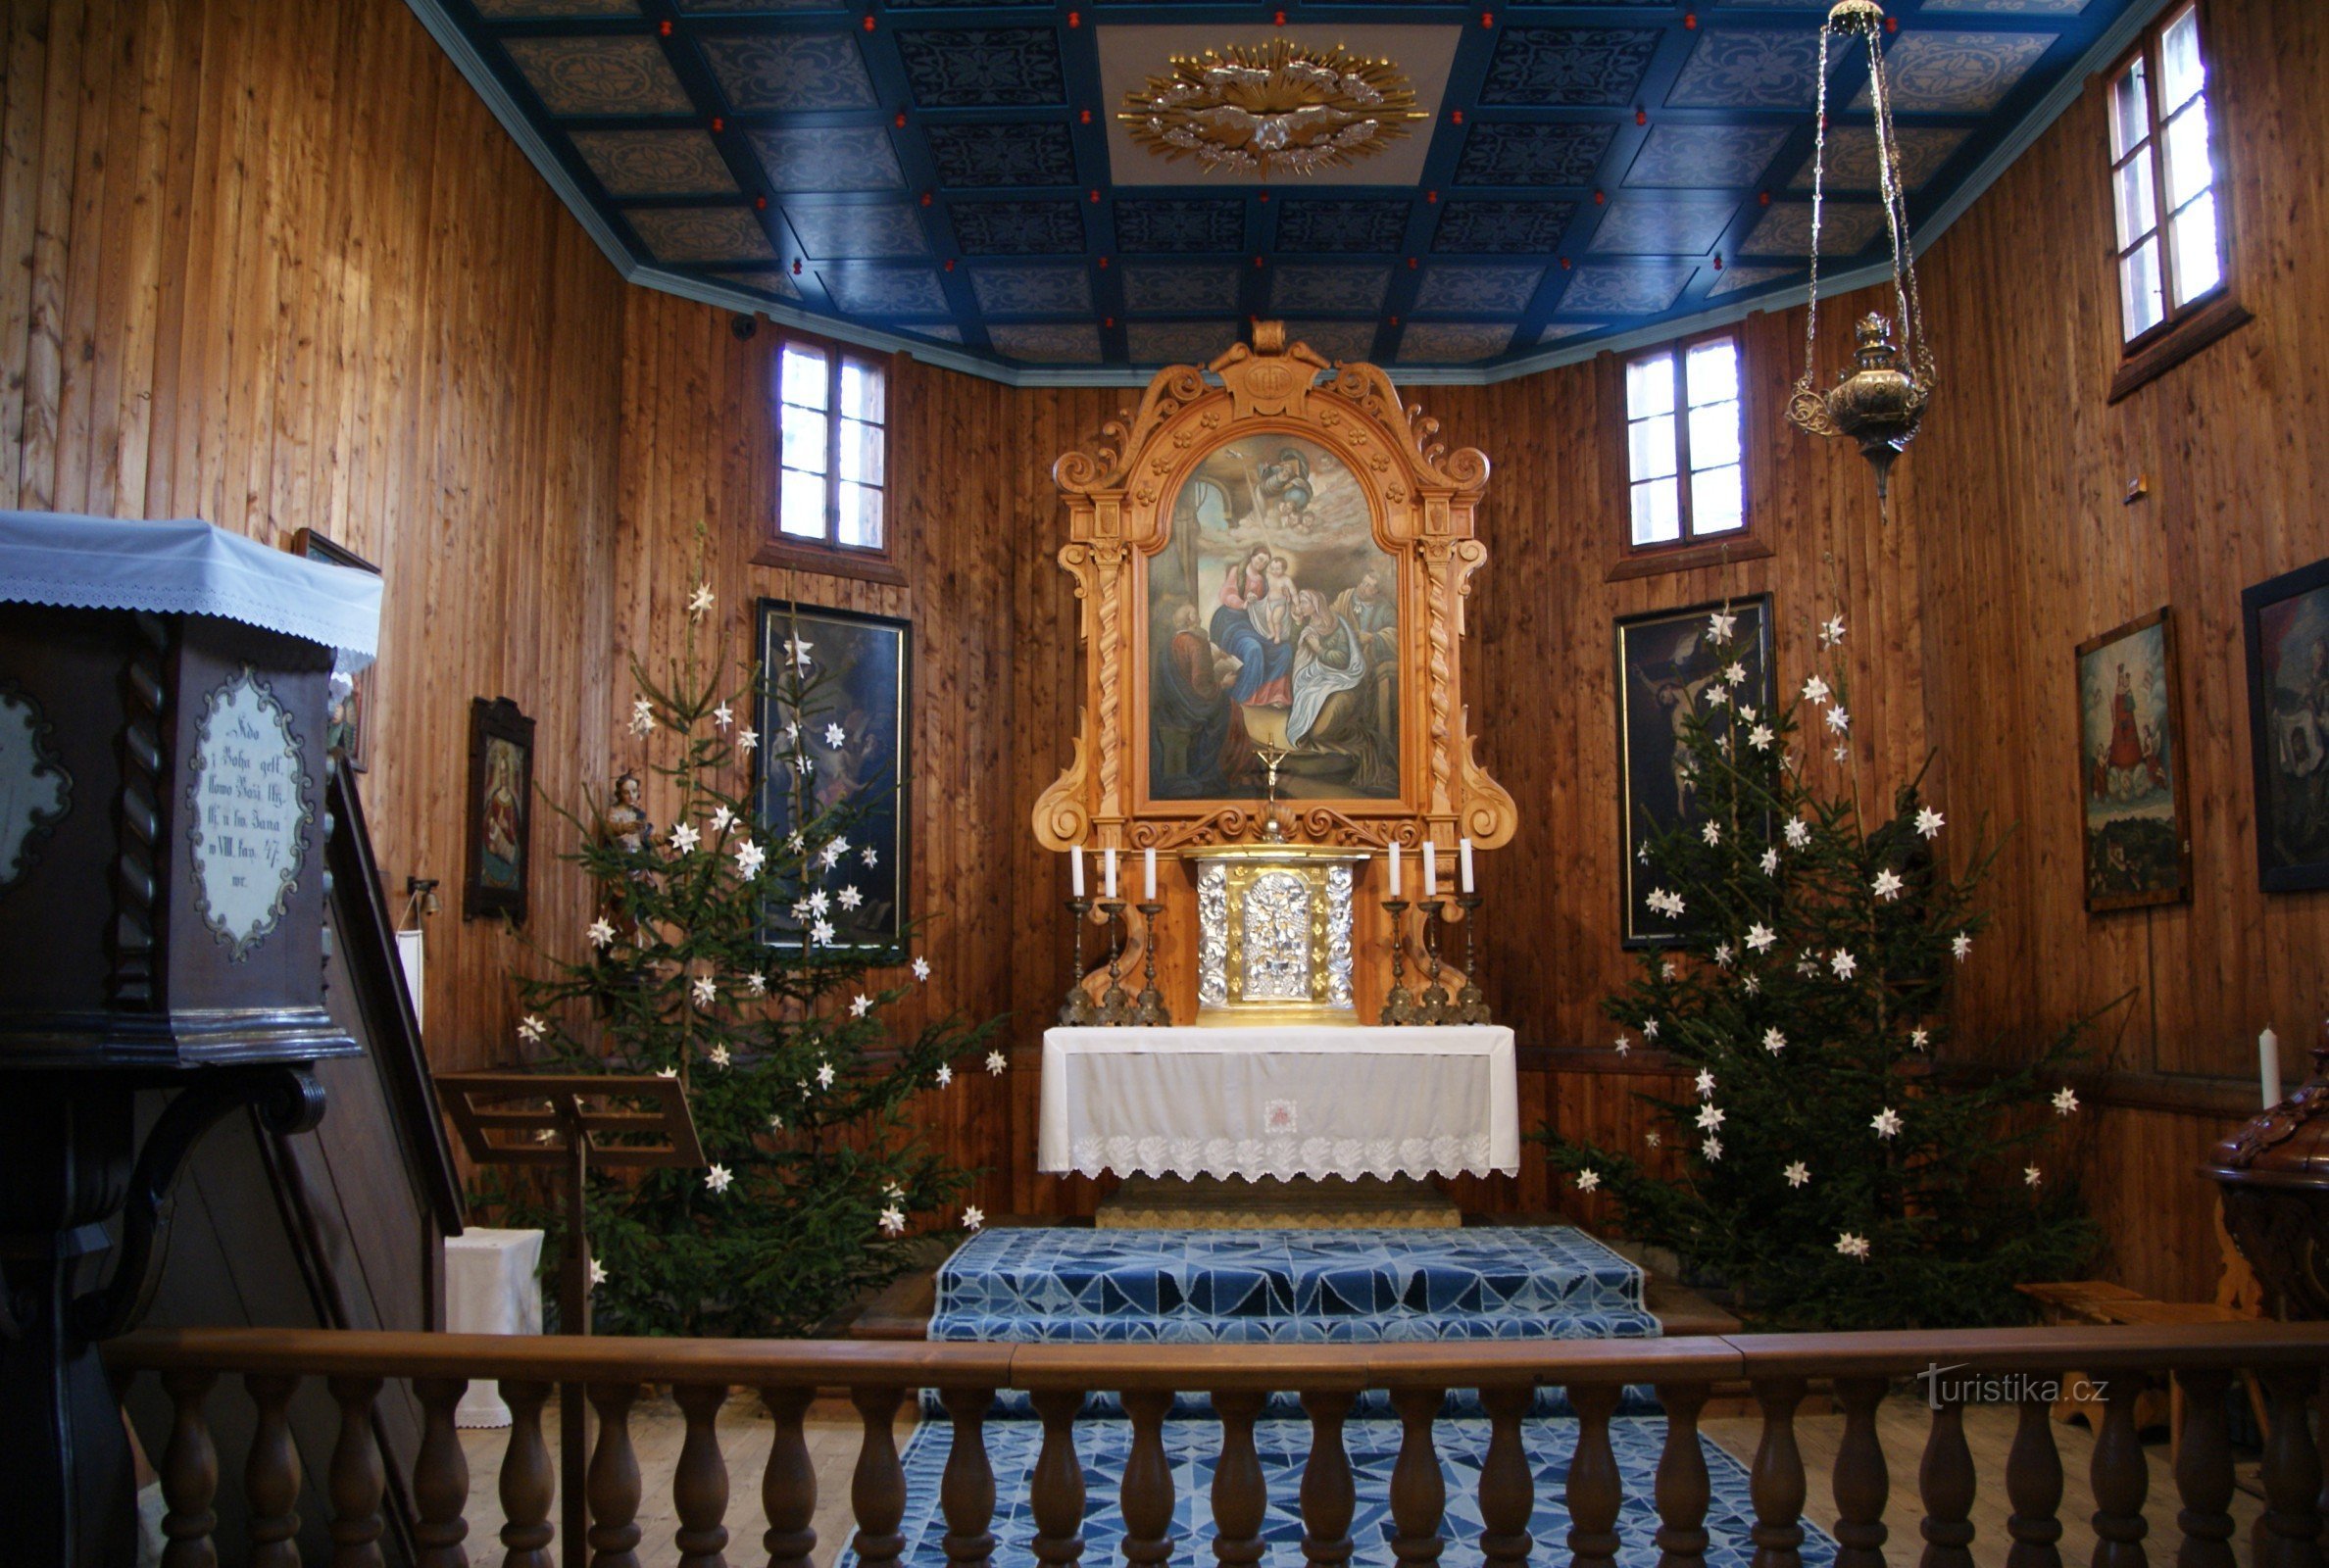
[410,0,2156,385]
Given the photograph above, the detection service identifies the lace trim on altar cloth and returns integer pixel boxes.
[1066,1134,1512,1181]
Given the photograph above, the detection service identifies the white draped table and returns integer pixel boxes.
[1037,1025,1519,1182]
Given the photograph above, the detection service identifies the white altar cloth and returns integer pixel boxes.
[1038,1025,1518,1181]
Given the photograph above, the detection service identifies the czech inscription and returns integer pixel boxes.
[187,667,311,959]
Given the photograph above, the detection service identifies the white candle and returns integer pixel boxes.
[1460,837,1475,894]
[1103,846,1118,900]
[1423,841,1438,899]
[1070,844,1085,899]
[1143,847,1157,903]
[1387,842,1403,899]
[2262,1026,2284,1108]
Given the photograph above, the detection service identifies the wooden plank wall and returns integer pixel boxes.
[0,0,627,1074]
[1893,0,2329,1298]
[11,0,2316,1295]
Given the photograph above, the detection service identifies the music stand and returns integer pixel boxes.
[436,1071,704,1568]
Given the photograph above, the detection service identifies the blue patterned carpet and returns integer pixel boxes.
[840,1414,1833,1568]
[865,1225,1833,1568]
[932,1227,1660,1345]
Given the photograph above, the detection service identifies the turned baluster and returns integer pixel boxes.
[852,1385,909,1568]
[1476,1386,1535,1568]
[1030,1390,1087,1568]
[2091,1376,2151,1568]
[158,1368,220,1568]
[1211,1390,1268,1568]
[246,1372,305,1568]
[586,1382,644,1568]
[1120,1389,1176,1568]
[1748,1376,1808,1568]
[326,1375,387,1568]
[1566,1384,1622,1568]
[1653,1382,1712,1568]
[673,1383,732,1568]
[499,1379,559,1568]
[1390,1386,1449,1568]
[1831,1377,1889,1568]
[2006,1390,2064,1568]
[759,1386,818,1568]
[1299,1390,1357,1568]
[939,1386,998,1568]
[2260,1369,2324,1568]
[1920,1391,1976,1568]
[2172,1369,2235,1568]
[411,1377,472,1568]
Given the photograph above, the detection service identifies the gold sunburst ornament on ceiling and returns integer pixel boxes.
[1118,40,1427,178]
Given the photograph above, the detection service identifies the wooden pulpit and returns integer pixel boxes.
[0,512,381,1567]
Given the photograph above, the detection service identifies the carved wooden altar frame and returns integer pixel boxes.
[1032,324,1514,1022]
[1034,321,1514,858]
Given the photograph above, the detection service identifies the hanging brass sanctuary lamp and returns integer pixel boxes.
[1785,0,1938,521]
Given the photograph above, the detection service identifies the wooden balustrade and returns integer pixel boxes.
[104,1322,2329,1568]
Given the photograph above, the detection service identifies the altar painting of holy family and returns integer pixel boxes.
[1144,434,1402,803]
[2075,607,2189,910]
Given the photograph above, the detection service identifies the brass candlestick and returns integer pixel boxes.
[1097,901,1130,1025]
[1456,894,1490,1025]
[1059,897,1096,1026]
[1417,899,1452,1025]
[1132,902,1167,1026]
[1378,899,1417,1026]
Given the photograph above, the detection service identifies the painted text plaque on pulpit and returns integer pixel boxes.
[186,668,312,960]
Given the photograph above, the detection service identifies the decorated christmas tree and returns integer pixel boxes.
[1547,606,2103,1331]
[492,583,1004,1339]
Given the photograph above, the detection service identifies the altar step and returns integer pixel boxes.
[928,1225,1660,1345]
[849,1223,1740,1343]
[1096,1174,1462,1230]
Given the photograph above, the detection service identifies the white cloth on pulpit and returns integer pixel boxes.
[0,511,382,675]
[1038,1024,1519,1181]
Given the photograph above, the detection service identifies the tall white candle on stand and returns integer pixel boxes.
[1104,846,1118,900]
[1387,842,1402,898]
[1143,847,1157,903]
[1459,838,1475,894]
[1070,845,1085,899]
[2261,1026,2284,1108]
[1422,841,1438,899]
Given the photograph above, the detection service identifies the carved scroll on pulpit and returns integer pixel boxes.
[1036,322,1511,1024]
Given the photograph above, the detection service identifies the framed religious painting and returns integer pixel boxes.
[755,601,911,951]
[2074,608,2191,910]
[1142,434,1404,805]
[290,527,377,771]
[1614,596,1773,946]
[2242,557,2329,892]
[463,696,533,924]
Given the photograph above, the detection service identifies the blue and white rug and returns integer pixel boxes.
[841,1414,1834,1568]
[932,1227,1660,1345]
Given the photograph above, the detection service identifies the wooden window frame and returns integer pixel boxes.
[1605,330,1772,583]
[753,334,907,584]
[2104,0,2251,404]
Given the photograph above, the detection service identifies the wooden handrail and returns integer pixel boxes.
[109,1319,2329,1384]
[110,1320,2329,1568]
